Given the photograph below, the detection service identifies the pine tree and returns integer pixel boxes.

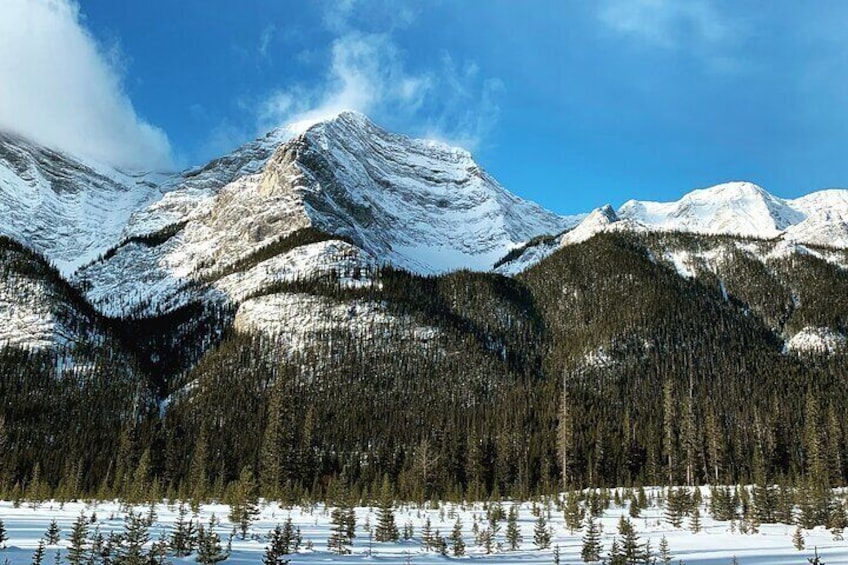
[374,477,399,543]
[628,495,641,519]
[449,518,465,557]
[793,525,806,551]
[553,544,561,565]
[421,517,433,551]
[565,493,584,533]
[171,503,197,557]
[558,374,573,488]
[260,380,284,500]
[607,538,626,565]
[617,516,643,564]
[327,508,352,555]
[580,515,602,562]
[506,506,522,550]
[196,522,230,565]
[229,467,260,539]
[280,518,295,555]
[0,520,6,549]
[67,513,89,565]
[829,501,845,541]
[664,488,686,528]
[658,535,671,565]
[45,520,60,545]
[533,513,551,550]
[31,540,45,565]
[119,511,149,565]
[690,506,702,533]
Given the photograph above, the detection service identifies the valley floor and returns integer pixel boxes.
[1,489,846,564]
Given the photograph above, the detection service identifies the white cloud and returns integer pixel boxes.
[258,32,501,152]
[599,0,734,50]
[0,0,172,170]
[259,25,276,59]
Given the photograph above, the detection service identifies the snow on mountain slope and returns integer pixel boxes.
[618,182,806,238]
[0,238,103,349]
[234,292,440,350]
[0,132,164,274]
[77,111,575,316]
[498,182,848,275]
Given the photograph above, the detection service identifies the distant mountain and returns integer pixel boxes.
[497,181,848,274]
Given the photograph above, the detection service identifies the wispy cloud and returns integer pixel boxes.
[257,2,502,153]
[258,24,276,59]
[598,0,740,53]
[0,0,172,170]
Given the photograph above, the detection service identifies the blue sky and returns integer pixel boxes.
[2,1,848,215]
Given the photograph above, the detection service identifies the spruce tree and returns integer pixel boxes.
[658,535,671,565]
[229,467,259,539]
[327,508,352,555]
[120,511,149,565]
[196,522,230,565]
[617,516,643,564]
[580,515,601,562]
[0,520,6,549]
[45,520,60,545]
[533,513,551,550]
[565,493,584,533]
[690,507,702,533]
[374,477,399,543]
[170,503,197,557]
[31,540,45,565]
[506,506,522,550]
[421,517,433,551]
[67,513,89,565]
[449,518,465,557]
[793,525,806,551]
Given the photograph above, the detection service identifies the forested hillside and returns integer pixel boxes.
[3,230,847,527]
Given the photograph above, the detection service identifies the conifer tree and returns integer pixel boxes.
[533,513,551,550]
[617,516,643,564]
[628,495,641,519]
[690,507,702,533]
[793,525,806,551]
[658,536,671,565]
[449,518,465,557]
[565,493,584,533]
[31,540,45,565]
[45,520,60,545]
[0,520,6,549]
[421,517,433,551]
[580,515,601,562]
[327,508,352,555]
[67,513,89,565]
[263,524,291,565]
[260,380,284,500]
[664,488,686,528]
[119,511,149,565]
[171,503,197,557]
[229,467,259,539]
[506,506,522,550]
[196,522,230,565]
[374,477,399,543]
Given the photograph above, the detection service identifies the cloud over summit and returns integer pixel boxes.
[0,0,173,170]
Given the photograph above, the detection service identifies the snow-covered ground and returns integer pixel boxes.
[1,489,846,564]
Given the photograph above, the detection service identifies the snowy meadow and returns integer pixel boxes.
[1,488,846,564]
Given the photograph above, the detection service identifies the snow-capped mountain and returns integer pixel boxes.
[0,237,108,349]
[0,131,164,274]
[617,181,848,247]
[75,111,576,316]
